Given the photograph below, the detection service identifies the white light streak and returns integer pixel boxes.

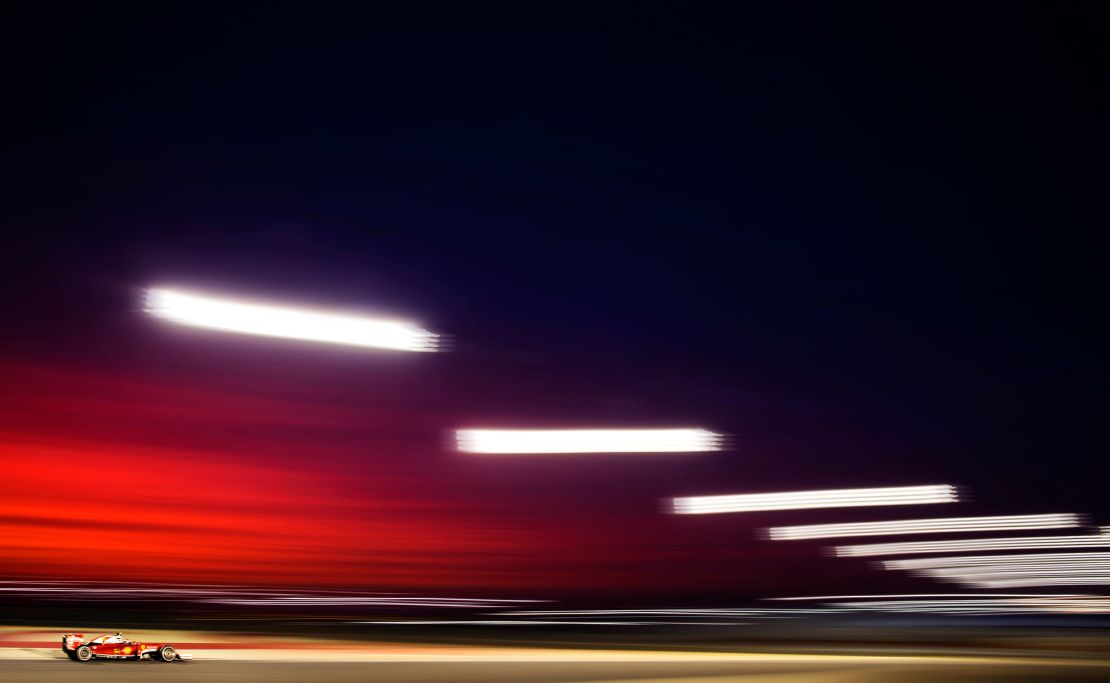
[672,484,957,515]
[145,288,439,352]
[493,608,823,617]
[926,567,1110,581]
[883,552,1110,571]
[972,578,1110,589]
[836,534,1110,557]
[828,597,1110,614]
[928,565,1110,577]
[456,428,721,454]
[768,594,1110,615]
[765,593,1079,601]
[767,513,1079,541]
[351,620,716,626]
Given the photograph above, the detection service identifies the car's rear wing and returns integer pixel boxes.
[61,633,84,650]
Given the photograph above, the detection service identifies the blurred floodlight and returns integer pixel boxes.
[926,566,1110,581]
[766,595,1110,615]
[972,577,1110,588]
[768,513,1079,540]
[837,534,1110,557]
[826,597,1110,614]
[486,607,838,622]
[455,428,722,454]
[145,288,439,352]
[767,593,1084,601]
[885,552,1110,571]
[352,620,665,626]
[672,484,957,515]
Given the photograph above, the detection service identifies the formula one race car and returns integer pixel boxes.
[62,632,190,662]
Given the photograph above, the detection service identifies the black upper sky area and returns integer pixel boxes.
[3,1,1109,562]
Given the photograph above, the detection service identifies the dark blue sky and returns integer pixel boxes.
[2,2,1107,599]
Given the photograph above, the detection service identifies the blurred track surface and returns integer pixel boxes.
[4,650,1110,682]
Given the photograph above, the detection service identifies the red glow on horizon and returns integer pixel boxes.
[0,362,761,594]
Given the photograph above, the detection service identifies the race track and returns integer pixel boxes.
[4,650,1110,682]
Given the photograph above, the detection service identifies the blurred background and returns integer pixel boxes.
[2,2,1108,681]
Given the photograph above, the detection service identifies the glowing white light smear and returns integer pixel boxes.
[353,620,663,626]
[836,534,1110,557]
[766,593,1079,601]
[927,566,1110,579]
[456,429,721,454]
[828,597,1110,614]
[883,552,1110,571]
[672,484,957,515]
[972,577,1110,589]
[929,571,1110,590]
[494,608,824,616]
[145,288,439,352]
[767,513,1079,541]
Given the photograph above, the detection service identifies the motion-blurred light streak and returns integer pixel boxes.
[455,428,722,453]
[672,484,957,515]
[972,581,1110,590]
[145,288,439,351]
[914,571,1110,589]
[353,620,676,626]
[927,568,1110,584]
[836,534,1110,557]
[766,593,1079,601]
[971,577,1110,588]
[883,552,1110,571]
[828,596,1110,614]
[754,595,1110,615]
[493,608,828,616]
[925,565,1110,576]
[767,513,1079,540]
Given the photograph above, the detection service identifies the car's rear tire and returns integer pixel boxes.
[158,646,177,662]
[75,645,93,662]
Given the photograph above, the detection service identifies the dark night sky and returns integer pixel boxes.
[1,2,1108,601]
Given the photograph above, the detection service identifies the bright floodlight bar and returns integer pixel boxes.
[827,597,1110,614]
[975,578,1110,589]
[145,288,439,352]
[733,594,1110,615]
[455,429,722,454]
[765,593,1082,601]
[768,513,1079,541]
[671,484,957,515]
[926,566,1110,581]
[837,534,1110,558]
[884,552,1110,571]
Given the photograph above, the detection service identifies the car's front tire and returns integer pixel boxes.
[75,645,93,662]
[158,645,177,662]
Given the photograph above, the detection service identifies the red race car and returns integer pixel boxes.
[61,632,189,662]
